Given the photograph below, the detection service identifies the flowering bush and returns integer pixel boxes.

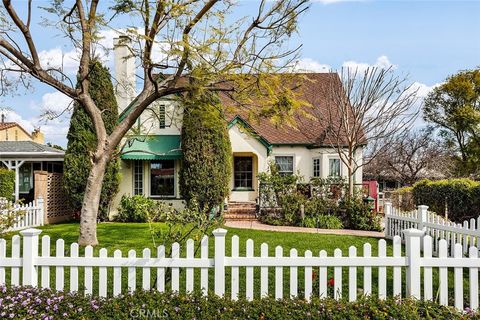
[1,285,478,319]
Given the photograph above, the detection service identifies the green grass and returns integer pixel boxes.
[0,222,471,306]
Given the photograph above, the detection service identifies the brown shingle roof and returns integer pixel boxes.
[0,122,17,131]
[223,73,352,146]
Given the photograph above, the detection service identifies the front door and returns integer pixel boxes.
[233,156,253,190]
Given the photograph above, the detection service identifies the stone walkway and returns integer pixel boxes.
[224,220,385,238]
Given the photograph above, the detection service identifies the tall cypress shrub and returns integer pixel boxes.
[180,91,232,213]
[0,168,15,201]
[63,61,120,220]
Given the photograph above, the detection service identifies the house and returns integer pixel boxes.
[0,118,64,202]
[111,37,363,215]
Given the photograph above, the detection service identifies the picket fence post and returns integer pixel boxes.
[20,228,42,286]
[384,202,392,238]
[213,228,228,297]
[417,205,428,231]
[403,228,424,299]
[37,197,45,226]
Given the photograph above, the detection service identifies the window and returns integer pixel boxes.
[133,160,143,195]
[234,157,253,189]
[313,158,321,177]
[150,160,175,196]
[329,158,341,177]
[159,105,166,129]
[275,156,294,175]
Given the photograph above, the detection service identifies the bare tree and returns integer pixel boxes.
[365,129,453,185]
[0,0,309,245]
[325,67,419,196]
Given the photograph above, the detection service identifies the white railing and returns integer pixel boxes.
[385,202,480,257]
[0,197,44,232]
[1,227,480,310]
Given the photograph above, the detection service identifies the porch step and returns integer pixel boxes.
[224,202,257,221]
[223,213,257,221]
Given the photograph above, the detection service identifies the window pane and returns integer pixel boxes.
[275,156,293,175]
[159,105,166,129]
[150,160,175,196]
[134,160,143,195]
[313,158,321,177]
[234,157,253,189]
[329,159,340,177]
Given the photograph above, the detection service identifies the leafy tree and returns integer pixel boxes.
[423,69,480,176]
[180,90,232,213]
[0,0,308,245]
[63,61,120,221]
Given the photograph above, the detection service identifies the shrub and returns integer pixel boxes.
[278,192,305,225]
[302,215,343,229]
[412,178,480,222]
[114,195,174,222]
[1,286,477,320]
[338,197,382,231]
[180,90,232,213]
[391,186,415,211]
[0,168,14,200]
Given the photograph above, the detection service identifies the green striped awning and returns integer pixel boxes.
[120,135,182,160]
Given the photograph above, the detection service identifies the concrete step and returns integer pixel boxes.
[227,208,257,214]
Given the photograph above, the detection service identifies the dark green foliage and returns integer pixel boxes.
[258,167,381,231]
[180,91,232,213]
[2,286,476,320]
[0,168,14,201]
[412,178,480,222]
[337,197,382,231]
[63,61,120,220]
[423,69,480,176]
[114,194,177,223]
[302,215,343,229]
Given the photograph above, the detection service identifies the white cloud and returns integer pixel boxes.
[342,55,397,73]
[291,58,331,73]
[409,81,441,99]
[38,91,73,115]
[38,48,80,75]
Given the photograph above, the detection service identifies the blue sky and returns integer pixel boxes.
[1,0,479,146]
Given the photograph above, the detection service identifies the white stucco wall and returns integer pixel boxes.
[139,99,183,135]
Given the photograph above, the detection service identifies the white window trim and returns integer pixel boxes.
[312,157,321,178]
[148,160,177,198]
[327,156,342,177]
[273,154,296,175]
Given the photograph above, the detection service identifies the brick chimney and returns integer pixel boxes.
[113,36,136,112]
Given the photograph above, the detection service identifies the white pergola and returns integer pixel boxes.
[0,149,64,201]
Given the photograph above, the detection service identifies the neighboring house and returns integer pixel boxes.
[0,119,64,201]
[111,37,363,214]
[0,116,45,144]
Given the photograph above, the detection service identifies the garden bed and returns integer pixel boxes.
[1,286,477,320]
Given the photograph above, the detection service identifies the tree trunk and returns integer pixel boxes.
[348,166,354,197]
[78,152,109,246]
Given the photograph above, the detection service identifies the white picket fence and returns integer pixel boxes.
[0,197,44,232]
[385,202,480,257]
[1,227,480,310]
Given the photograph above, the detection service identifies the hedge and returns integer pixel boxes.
[411,178,480,222]
[1,286,477,320]
[0,168,14,201]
